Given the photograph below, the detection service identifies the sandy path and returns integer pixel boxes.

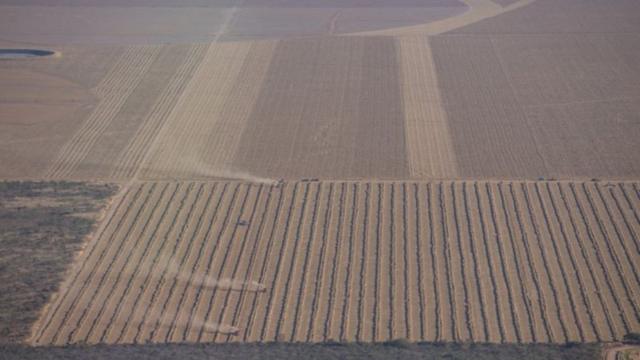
[397,36,457,179]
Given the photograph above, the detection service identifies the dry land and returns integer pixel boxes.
[0,181,117,343]
[30,181,640,345]
[0,342,601,360]
[0,0,639,359]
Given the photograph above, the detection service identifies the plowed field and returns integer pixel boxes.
[31,180,640,345]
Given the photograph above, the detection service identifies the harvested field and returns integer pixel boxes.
[31,180,640,345]
[141,41,277,180]
[142,36,419,181]
[489,34,640,108]
[231,37,408,180]
[44,45,162,180]
[429,36,547,178]
[430,33,640,179]
[10,43,210,181]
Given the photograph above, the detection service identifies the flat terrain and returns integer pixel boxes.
[0,182,117,343]
[1,0,639,181]
[0,342,601,360]
[0,0,639,358]
[31,181,640,345]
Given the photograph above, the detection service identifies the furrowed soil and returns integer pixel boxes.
[30,180,640,345]
[2,1,640,359]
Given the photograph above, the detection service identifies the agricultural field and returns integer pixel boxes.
[0,0,639,358]
[2,0,638,182]
[31,181,640,345]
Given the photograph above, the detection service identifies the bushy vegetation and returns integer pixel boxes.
[0,342,601,360]
[0,181,117,343]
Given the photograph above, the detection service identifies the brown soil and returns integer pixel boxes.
[30,180,640,345]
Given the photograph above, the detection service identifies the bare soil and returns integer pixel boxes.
[31,180,640,345]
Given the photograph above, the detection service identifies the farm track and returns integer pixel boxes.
[398,36,457,179]
[31,180,640,345]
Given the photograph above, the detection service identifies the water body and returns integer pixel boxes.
[0,49,54,59]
